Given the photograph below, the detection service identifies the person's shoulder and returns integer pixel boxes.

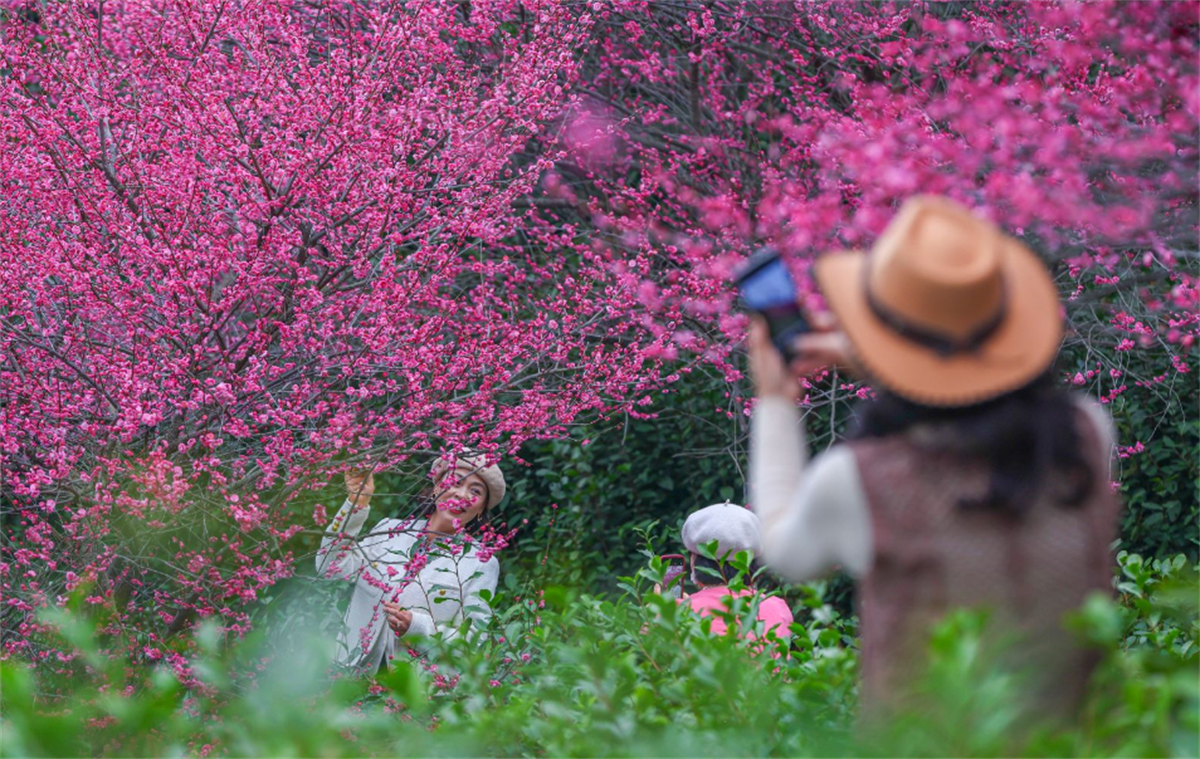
[817,443,862,466]
[364,518,416,545]
[807,443,865,484]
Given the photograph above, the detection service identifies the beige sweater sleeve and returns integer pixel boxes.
[751,396,873,582]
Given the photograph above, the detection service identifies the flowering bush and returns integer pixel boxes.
[548,1,1197,369]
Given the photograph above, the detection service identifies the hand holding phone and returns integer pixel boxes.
[735,248,809,363]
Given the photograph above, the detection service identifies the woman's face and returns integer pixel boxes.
[433,470,489,529]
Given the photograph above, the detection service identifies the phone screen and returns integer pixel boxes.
[739,255,796,310]
[736,250,810,359]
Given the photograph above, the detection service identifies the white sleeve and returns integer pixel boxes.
[751,396,873,582]
[315,499,373,580]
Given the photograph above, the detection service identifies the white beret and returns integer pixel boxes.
[430,451,506,510]
[681,502,761,559]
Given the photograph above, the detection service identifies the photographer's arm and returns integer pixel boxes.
[746,318,871,582]
[751,398,872,581]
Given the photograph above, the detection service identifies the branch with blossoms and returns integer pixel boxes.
[528,0,1196,449]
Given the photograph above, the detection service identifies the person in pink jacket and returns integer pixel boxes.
[678,503,794,647]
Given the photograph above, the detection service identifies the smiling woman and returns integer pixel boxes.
[315,453,507,674]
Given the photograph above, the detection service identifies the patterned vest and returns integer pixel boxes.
[848,408,1120,718]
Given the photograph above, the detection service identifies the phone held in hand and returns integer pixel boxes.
[659,553,686,600]
[735,247,810,362]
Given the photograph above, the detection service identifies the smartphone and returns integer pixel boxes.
[659,553,686,600]
[735,247,809,362]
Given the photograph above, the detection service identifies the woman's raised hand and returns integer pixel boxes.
[344,470,375,510]
[747,318,800,401]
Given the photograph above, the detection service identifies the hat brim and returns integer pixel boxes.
[814,238,1063,407]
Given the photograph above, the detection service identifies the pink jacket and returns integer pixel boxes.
[683,586,794,643]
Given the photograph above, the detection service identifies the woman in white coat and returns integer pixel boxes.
[316,453,506,674]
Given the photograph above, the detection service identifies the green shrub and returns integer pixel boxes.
[2,553,1195,758]
[1110,390,1200,562]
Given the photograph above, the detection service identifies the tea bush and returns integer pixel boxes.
[2,552,1195,758]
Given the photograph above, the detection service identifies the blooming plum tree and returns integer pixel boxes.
[0,1,671,672]
[535,0,1197,451]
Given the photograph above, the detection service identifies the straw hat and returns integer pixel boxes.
[430,451,506,510]
[814,196,1062,407]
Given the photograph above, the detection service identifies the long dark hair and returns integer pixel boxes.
[847,374,1095,518]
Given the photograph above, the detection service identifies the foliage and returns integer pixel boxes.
[547,0,1198,391]
[500,355,1191,614]
[2,552,1195,758]
[500,368,748,593]
[1109,380,1200,561]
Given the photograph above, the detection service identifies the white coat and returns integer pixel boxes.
[316,499,499,672]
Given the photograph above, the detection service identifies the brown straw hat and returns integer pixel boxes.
[814,196,1063,407]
